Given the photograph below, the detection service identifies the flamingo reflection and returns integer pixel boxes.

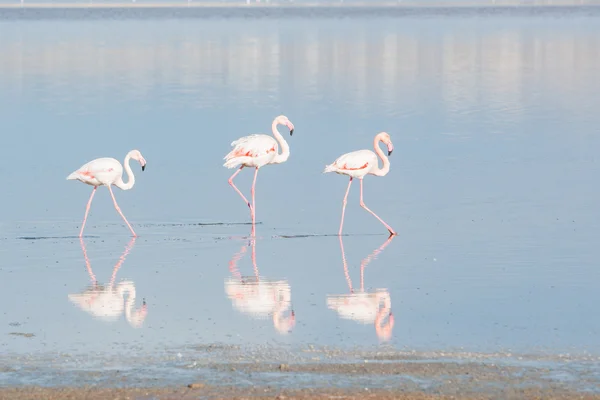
[327,235,395,341]
[68,238,147,328]
[225,238,295,335]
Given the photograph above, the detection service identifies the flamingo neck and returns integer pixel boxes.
[272,288,294,334]
[118,282,137,319]
[114,152,135,190]
[371,136,390,177]
[271,120,290,164]
[374,293,394,340]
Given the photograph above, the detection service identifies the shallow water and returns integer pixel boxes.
[1,5,600,390]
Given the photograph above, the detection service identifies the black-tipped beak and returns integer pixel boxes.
[388,149,393,156]
[142,165,146,172]
[290,129,294,136]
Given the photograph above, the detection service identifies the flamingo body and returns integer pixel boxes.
[327,291,394,341]
[67,149,147,237]
[324,149,378,179]
[68,281,146,327]
[327,292,383,324]
[323,132,396,236]
[224,115,295,233]
[327,236,395,341]
[226,240,296,334]
[69,238,148,328]
[224,134,279,169]
[67,157,124,187]
[225,278,291,318]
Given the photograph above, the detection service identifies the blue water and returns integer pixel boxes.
[0,5,599,389]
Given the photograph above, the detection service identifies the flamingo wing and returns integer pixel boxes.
[331,150,376,172]
[225,134,278,159]
[68,157,122,185]
[223,134,279,168]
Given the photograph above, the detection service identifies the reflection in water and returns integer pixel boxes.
[327,236,395,342]
[225,238,295,335]
[1,19,598,119]
[68,238,147,328]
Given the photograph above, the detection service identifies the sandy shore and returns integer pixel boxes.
[2,360,600,399]
[1,386,600,400]
[0,1,599,8]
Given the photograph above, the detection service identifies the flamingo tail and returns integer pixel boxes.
[323,164,337,174]
[223,158,244,169]
[66,171,80,180]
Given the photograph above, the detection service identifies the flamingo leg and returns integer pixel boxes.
[338,178,353,236]
[250,168,259,236]
[79,187,97,238]
[79,237,96,283]
[107,185,137,237]
[228,166,254,216]
[359,179,397,236]
[109,237,137,287]
[339,235,354,292]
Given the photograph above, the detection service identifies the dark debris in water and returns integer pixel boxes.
[275,233,386,239]
[17,236,99,240]
[9,332,35,338]
[140,222,262,227]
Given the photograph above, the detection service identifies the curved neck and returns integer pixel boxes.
[119,282,137,319]
[272,287,294,334]
[374,292,393,340]
[371,137,390,177]
[271,120,290,164]
[115,153,135,190]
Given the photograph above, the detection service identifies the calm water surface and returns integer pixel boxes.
[0,6,599,388]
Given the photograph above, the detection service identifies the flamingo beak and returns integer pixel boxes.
[387,143,394,156]
[287,122,295,136]
[142,165,146,171]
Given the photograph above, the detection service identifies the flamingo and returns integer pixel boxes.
[323,132,396,236]
[224,238,296,335]
[66,150,147,238]
[223,115,295,234]
[326,235,395,341]
[68,238,148,328]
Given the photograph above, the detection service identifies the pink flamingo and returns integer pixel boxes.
[327,235,395,341]
[223,115,295,234]
[225,238,296,335]
[67,150,147,238]
[69,237,148,328]
[323,132,396,236]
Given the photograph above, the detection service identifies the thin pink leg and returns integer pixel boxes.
[228,166,253,215]
[109,237,137,287]
[79,187,97,238]
[359,179,397,236]
[79,237,96,284]
[250,168,259,236]
[250,238,259,279]
[339,235,354,293]
[107,185,137,237]
[228,244,248,281]
[338,178,353,236]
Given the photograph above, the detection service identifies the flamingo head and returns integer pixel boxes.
[275,115,295,136]
[375,311,394,342]
[129,149,147,171]
[377,132,393,156]
[274,309,296,335]
[128,301,148,328]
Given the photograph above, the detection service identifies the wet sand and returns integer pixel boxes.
[1,386,599,400]
[2,360,600,399]
[0,1,599,8]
